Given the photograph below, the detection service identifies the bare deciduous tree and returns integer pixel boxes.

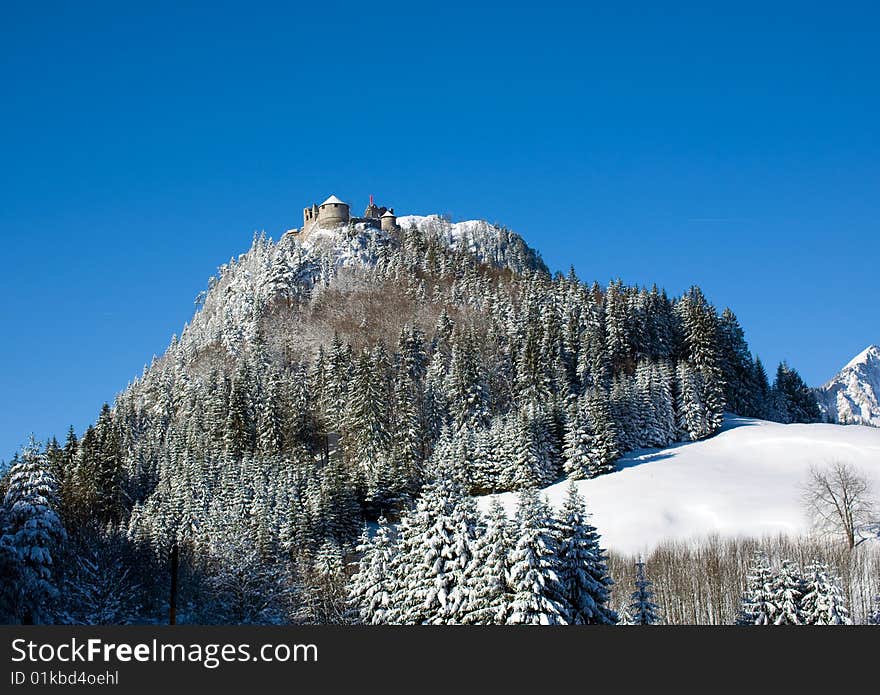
[802,461,876,550]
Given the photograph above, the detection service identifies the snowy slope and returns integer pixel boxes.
[815,345,880,427]
[484,416,880,555]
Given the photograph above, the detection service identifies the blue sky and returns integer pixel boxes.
[1,2,877,460]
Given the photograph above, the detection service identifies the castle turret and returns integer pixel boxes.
[380,208,397,232]
[316,194,350,228]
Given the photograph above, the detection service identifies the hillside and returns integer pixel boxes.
[0,200,849,625]
[816,345,880,427]
[487,415,880,555]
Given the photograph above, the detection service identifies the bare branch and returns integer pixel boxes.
[801,461,876,550]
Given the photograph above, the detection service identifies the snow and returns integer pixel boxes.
[816,344,880,427]
[320,194,347,206]
[482,415,880,556]
[842,344,880,372]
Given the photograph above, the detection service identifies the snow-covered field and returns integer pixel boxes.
[485,416,880,555]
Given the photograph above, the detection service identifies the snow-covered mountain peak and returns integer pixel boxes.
[816,345,880,427]
[841,344,880,372]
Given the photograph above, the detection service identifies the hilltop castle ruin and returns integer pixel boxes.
[298,194,398,238]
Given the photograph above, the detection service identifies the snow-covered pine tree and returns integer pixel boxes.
[465,497,512,624]
[604,280,630,369]
[256,370,284,457]
[584,389,619,476]
[555,482,617,624]
[224,363,255,460]
[505,403,557,490]
[446,329,491,433]
[562,394,594,479]
[675,360,708,441]
[800,561,852,625]
[344,345,392,500]
[388,479,478,624]
[1,441,66,623]
[506,487,567,625]
[770,559,804,625]
[626,560,662,625]
[675,287,725,438]
[348,518,396,625]
[737,553,776,625]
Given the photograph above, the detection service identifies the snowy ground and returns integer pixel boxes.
[484,416,880,555]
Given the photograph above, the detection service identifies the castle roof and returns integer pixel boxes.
[320,194,348,207]
[381,210,396,217]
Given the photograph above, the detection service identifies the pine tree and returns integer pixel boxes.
[771,362,821,424]
[256,370,284,457]
[465,498,512,624]
[92,403,125,524]
[224,365,254,460]
[506,488,567,625]
[389,479,478,624]
[446,329,490,432]
[348,518,396,625]
[737,553,776,625]
[555,482,616,624]
[322,333,351,433]
[344,345,392,500]
[751,357,772,420]
[604,280,630,369]
[675,287,725,438]
[800,561,852,625]
[626,560,662,625]
[583,389,619,476]
[771,560,804,625]
[562,395,594,479]
[1,441,66,623]
[676,360,708,441]
[717,309,757,417]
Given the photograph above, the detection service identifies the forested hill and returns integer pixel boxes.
[1,211,821,624]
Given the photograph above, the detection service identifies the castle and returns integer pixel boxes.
[299,194,398,238]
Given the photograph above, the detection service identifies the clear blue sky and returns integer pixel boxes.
[1,2,877,461]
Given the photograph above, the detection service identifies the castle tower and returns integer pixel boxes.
[380,208,397,232]
[302,203,318,228]
[316,194,350,228]
[364,194,380,219]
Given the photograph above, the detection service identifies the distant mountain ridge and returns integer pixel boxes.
[815,345,880,427]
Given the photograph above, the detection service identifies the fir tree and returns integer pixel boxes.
[737,553,776,625]
[555,482,616,624]
[772,362,821,424]
[506,488,567,625]
[717,308,757,417]
[800,561,851,625]
[626,560,662,625]
[465,498,512,624]
[1,441,66,623]
[771,560,804,625]
[348,518,396,625]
